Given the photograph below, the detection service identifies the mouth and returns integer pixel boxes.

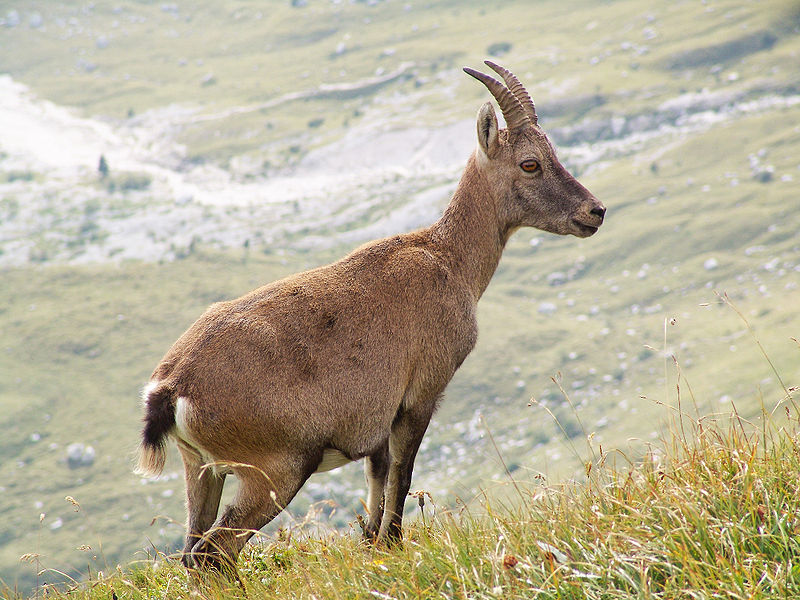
[571,219,600,237]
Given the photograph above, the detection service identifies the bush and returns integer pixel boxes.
[5,170,34,182]
[487,41,512,57]
[106,172,152,193]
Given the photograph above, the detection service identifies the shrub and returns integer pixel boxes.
[487,41,512,57]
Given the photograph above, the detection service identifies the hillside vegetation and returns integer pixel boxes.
[1,0,799,594]
[13,363,800,598]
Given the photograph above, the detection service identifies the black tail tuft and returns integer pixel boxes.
[135,383,176,477]
[142,385,176,447]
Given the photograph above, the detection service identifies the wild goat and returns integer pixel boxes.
[135,61,605,573]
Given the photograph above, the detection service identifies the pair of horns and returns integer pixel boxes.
[464,61,538,130]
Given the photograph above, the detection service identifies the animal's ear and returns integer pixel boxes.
[476,102,499,159]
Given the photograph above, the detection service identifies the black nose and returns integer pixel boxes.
[590,205,606,219]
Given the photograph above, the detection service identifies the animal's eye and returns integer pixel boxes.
[520,160,540,173]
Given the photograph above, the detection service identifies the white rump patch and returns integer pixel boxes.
[174,396,223,472]
[315,448,354,473]
[174,396,193,442]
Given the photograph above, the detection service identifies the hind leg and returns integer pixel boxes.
[188,455,310,574]
[177,444,227,566]
[363,442,389,541]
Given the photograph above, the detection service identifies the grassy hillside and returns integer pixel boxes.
[1,0,799,594]
[13,376,800,598]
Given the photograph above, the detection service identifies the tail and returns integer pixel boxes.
[134,382,176,477]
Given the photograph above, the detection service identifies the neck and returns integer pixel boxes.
[430,154,512,300]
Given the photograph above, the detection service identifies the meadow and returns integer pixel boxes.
[13,332,800,598]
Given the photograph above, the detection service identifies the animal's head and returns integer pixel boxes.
[464,61,605,238]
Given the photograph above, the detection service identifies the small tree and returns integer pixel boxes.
[98,154,109,179]
[487,42,512,57]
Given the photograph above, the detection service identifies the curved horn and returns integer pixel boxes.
[484,60,538,126]
[463,66,530,131]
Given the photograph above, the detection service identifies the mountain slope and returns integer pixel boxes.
[1,0,799,593]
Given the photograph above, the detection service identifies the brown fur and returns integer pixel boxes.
[135,63,605,574]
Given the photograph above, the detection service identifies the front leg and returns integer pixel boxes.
[377,405,433,544]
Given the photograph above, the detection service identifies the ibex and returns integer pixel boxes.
[135,61,605,573]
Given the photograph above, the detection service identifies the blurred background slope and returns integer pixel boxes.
[0,0,798,593]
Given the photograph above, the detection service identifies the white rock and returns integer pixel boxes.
[4,10,20,27]
[538,302,557,315]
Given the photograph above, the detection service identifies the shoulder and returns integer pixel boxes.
[344,231,446,275]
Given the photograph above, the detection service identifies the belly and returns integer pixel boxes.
[314,448,354,473]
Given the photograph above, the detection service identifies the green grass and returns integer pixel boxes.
[11,348,798,599]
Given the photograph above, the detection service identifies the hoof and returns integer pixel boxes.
[186,539,237,578]
[383,522,403,547]
[362,531,378,545]
[361,524,380,544]
[370,526,403,549]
